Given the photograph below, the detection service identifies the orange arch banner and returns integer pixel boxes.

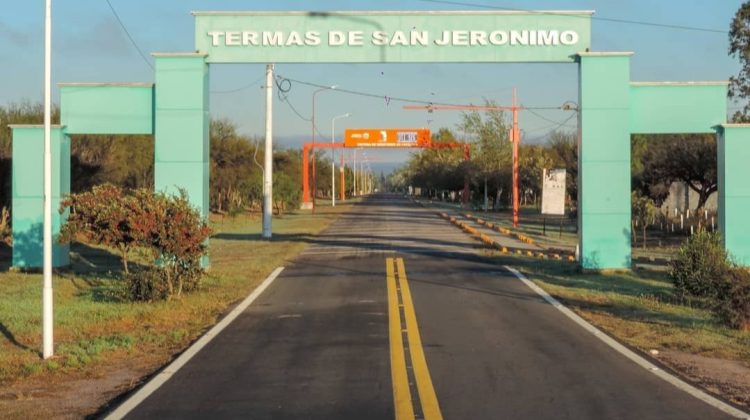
[344,128,431,148]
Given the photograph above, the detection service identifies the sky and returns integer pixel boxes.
[0,0,743,171]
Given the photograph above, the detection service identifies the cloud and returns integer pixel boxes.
[0,20,32,47]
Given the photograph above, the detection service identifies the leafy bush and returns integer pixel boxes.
[125,267,171,302]
[60,184,136,273]
[273,172,300,215]
[132,189,211,297]
[669,231,732,300]
[631,191,658,249]
[717,269,750,331]
[60,185,211,301]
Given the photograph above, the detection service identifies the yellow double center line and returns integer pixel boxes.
[386,257,443,420]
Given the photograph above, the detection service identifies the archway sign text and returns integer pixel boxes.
[193,11,592,63]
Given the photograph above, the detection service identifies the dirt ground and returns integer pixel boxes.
[657,350,750,410]
[0,350,166,419]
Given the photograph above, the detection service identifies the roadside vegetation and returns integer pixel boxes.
[480,249,750,408]
[60,184,211,301]
[0,202,352,417]
[670,231,750,331]
[0,103,349,230]
[0,101,357,416]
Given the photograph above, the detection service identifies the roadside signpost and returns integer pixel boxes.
[541,168,566,237]
[542,168,566,216]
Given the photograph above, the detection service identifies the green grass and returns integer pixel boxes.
[0,203,353,387]
[493,255,750,362]
[425,199,749,363]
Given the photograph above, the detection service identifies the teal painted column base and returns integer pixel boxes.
[577,52,633,270]
[717,124,750,265]
[153,53,210,268]
[10,125,71,268]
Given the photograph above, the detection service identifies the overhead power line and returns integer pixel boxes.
[419,0,727,34]
[523,112,577,135]
[276,74,564,110]
[274,76,328,138]
[523,106,572,125]
[105,0,153,70]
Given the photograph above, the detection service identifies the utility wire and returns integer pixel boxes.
[419,0,727,34]
[105,0,153,70]
[274,76,328,138]
[277,74,563,110]
[275,76,311,121]
[523,106,574,125]
[523,112,577,134]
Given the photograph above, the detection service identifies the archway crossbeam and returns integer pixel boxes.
[8,10,748,270]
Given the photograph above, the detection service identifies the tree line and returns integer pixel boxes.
[0,101,351,221]
[392,102,718,213]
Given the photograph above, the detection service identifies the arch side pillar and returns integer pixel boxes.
[577,52,633,269]
[10,125,70,268]
[153,53,210,267]
[717,124,750,265]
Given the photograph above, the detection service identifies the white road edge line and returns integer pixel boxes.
[504,265,750,420]
[104,266,286,420]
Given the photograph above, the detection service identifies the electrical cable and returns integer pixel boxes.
[419,0,727,34]
[105,0,153,70]
[274,76,328,138]
[523,106,574,125]
[523,112,577,134]
[277,74,563,110]
[274,76,311,121]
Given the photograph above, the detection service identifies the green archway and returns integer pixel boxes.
[10,10,747,269]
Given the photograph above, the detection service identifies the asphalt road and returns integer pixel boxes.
[121,194,732,419]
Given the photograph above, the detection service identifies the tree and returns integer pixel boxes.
[401,128,466,198]
[631,135,671,205]
[639,134,717,210]
[0,102,60,210]
[59,184,136,273]
[260,148,305,214]
[210,118,263,213]
[274,172,299,214]
[631,191,658,249]
[547,130,578,207]
[729,1,750,122]
[458,101,511,209]
[71,134,154,192]
[519,145,554,206]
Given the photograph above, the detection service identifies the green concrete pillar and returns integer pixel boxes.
[717,124,750,265]
[577,52,633,269]
[153,53,209,266]
[10,125,70,268]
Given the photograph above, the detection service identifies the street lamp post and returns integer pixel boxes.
[311,85,336,211]
[262,64,274,239]
[42,0,54,360]
[331,113,351,207]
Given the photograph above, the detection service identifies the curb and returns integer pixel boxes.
[435,210,576,262]
[505,266,750,419]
